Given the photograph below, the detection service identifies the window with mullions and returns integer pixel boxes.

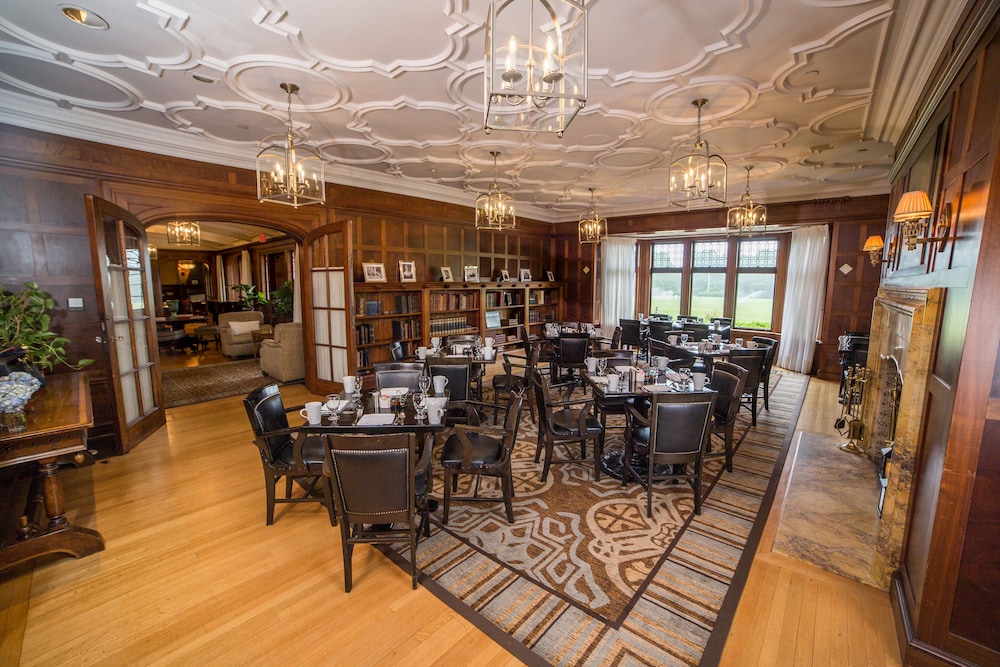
[691,241,727,320]
[734,238,778,329]
[649,242,683,317]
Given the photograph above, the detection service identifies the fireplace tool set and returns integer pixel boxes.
[836,363,870,454]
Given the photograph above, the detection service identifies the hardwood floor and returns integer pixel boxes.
[0,371,900,666]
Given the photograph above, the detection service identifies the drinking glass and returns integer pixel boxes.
[680,333,689,345]
[353,374,363,399]
[412,392,428,420]
[418,374,431,394]
[597,357,608,376]
[735,337,744,348]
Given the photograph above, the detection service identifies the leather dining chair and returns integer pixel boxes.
[532,369,604,482]
[619,318,646,359]
[492,343,540,424]
[647,320,673,343]
[373,361,424,392]
[440,391,524,524]
[388,340,406,361]
[243,383,336,526]
[752,336,779,411]
[705,361,748,473]
[726,347,767,426]
[624,390,717,516]
[551,332,591,384]
[426,357,481,424]
[323,432,432,592]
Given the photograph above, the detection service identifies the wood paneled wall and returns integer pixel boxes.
[882,6,1000,665]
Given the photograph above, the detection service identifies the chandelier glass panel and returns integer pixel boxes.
[726,166,767,236]
[166,221,200,246]
[484,0,587,136]
[668,99,727,209]
[475,151,516,231]
[578,188,606,244]
[257,83,325,208]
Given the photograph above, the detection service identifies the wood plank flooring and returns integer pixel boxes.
[0,367,900,666]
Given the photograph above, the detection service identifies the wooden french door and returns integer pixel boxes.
[303,221,352,396]
[85,195,165,454]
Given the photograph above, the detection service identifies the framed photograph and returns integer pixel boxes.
[398,260,416,282]
[485,310,502,328]
[440,266,453,282]
[546,270,555,282]
[362,262,386,283]
[519,268,532,282]
[464,265,480,283]
[500,269,510,282]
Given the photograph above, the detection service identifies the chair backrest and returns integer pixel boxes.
[726,348,767,390]
[504,343,540,378]
[687,322,711,341]
[388,341,406,361]
[611,326,623,349]
[243,383,291,461]
[272,321,302,345]
[324,433,415,526]
[557,332,591,365]
[499,391,526,457]
[426,357,472,401]
[648,320,673,341]
[619,319,643,347]
[219,310,264,330]
[707,364,747,425]
[445,334,479,345]
[373,362,424,391]
[532,369,557,434]
[752,337,779,371]
[593,348,632,369]
[648,391,717,456]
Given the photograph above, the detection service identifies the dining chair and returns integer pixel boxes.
[619,318,646,359]
[426,357,481,424]
[624,390,717,516]
[373,361,424,391]
[242,383,336,526]
[752,336,779,411]
[647,320,673,342]
[323,432,433,591]
[532,369,604,482]
[388,340,406,361]
[551,332,591,384]
[726,347,767,426]
[440,390,524,524]
[705,361,748,473]
[491,343,540,424]
[610,326,623,350]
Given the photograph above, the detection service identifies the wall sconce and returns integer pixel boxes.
[911,201,952,251]
[893,190,933,250]
[863,235,888,266]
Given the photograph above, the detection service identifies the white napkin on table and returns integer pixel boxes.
[356,413,396,426]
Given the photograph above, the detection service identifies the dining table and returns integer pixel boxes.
[308,390,449,436]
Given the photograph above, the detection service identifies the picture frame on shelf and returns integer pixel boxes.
[546,270,555,282]
[519,268,532,282]
[440,266,453,282]
[398,260,416,282]
[485,310,502,329]
[500,269,510,282]
[362,262,387,283]
[464,265,480,283]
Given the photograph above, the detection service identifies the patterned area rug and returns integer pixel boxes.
[396,370,809,666]
[162,359,271,408]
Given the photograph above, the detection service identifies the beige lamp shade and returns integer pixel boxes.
[892,190,933,222]
[863,235,885,252]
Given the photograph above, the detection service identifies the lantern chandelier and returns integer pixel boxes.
[578,188,607,244]
[166,220,200,246]
[484,0,587,137]
[726,166,767,236]
[475,151,516,231]
[668,99,728,209]
[256,82,325,208]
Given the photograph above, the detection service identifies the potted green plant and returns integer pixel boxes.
[0,281,94,376]
[270,280,294,322]
[231,284,268,311]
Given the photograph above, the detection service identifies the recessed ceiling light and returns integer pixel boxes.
[59,5,109,29]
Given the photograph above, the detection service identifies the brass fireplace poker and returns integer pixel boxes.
[837,364,870,454]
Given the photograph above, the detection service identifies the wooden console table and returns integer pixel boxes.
[0,372,104,571]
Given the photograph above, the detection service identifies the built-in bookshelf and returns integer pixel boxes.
[527,285,561,334]
[428,287,480,338]
[353,287,423,372]
[482,284,525,343]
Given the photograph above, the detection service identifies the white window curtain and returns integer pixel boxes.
[777,225,830,373]
[239,250,252,286]
[600,237,637,330]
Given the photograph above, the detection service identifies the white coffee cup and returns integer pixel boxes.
[483,346,496,360]
[299,401,323,425]
[747,340,757,349]
[586,357,599,374]
[378,392,392,410]
[428,406,445,425]
[431,337,441,349]
[432,375,449,395]
[417,346,428,359]
[607,374,620,392]
[342,376,356,394]
[484,337,495,347]
[693,372,706,391]
[668,335,678,345]
[657,356,668,370]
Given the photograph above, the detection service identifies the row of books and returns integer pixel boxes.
[484,291,520,307]
[429,316,475,336]
[528,310,556,323]
[356,323,376,345]
[357,348,371,369]
[429,291,478,310]
[357,293,421,317]
[360,299,382,316]
[391,319,421,340]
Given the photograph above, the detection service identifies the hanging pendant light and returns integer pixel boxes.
[668,99,728,209]
[484,0,588,136]
[726,165,767,236]
[256,82,325,208]
[578,188,607,244]
[166,220,200,246]
[475,151,516,231]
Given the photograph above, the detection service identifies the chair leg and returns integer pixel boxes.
[410,526,419,590]
[541,440,553,483]
[341,525,354,593]
[762,376,770,411]
[693,460,703,515]
[593,435,602,481]
[323,477,338,526]
[265,470,278,525]
[502,470,515,523]
[534,431,544,463]
[443,468,453,524]
[724,423,735,473]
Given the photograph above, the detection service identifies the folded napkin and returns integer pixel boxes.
[664,370,684,383]
[356,413,397,426]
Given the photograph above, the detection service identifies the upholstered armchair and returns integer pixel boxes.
[260,322,305,382]
[219,311,264,359]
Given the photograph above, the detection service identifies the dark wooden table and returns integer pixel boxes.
[0,372,104,571]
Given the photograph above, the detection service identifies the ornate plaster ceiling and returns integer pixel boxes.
[0,0,970,223]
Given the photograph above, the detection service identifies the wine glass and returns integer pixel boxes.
[412,391,428,420]
[680,333,689,345]
[418,374,431,394]
[597,357,608,376]
[353,374,363,400]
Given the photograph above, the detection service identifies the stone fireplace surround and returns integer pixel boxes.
[860,287,943,589]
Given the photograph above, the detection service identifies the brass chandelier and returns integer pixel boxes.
[726,166,767,236]
[475,151,516,231]
[166,220,200,246]
[668,99,727,209]
[256,83,325,208]
[578,188,607,244]
[484,0,588,136]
